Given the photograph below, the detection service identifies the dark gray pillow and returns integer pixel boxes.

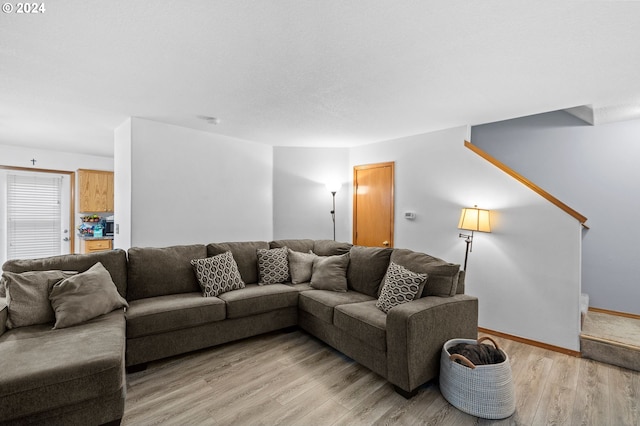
[310,253,350,292]
[3,270,76,329]
[347,246,392,297]
[49,262,128,329]
[388,249,460,297]
[288,249,317,284]
[207,241,269,284]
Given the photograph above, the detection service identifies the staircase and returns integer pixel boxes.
[580,309,640,372]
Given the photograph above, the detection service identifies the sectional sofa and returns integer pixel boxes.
[0,239,478,425]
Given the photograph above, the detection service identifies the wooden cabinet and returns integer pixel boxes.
[80,238,113,254]
[78,169,114,212]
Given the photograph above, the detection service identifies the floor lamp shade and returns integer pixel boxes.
[458,206,491,271]
[458,206,491,233]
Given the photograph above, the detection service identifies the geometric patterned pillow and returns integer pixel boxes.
[376,261,428,313]
[257,247,290,285]
[190,252,245,297]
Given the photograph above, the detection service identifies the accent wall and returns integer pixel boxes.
[471,111,640,316]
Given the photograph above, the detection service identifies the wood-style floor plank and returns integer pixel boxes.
[122,329,640,426]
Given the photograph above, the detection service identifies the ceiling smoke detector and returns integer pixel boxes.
[197,115,220,125]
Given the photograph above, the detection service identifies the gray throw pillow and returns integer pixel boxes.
[49,262,128,329]
[257,247,290,285]
[288,249,317,284]
[191,251,245,297]
[3,270,76,329]
[376,261,428,313]
[310,253,350,292]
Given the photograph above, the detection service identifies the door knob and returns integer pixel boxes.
[382,241,389,247]
[63,237,70,242]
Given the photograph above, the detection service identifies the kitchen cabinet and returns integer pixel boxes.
[80,238,113,254]
[78,169,114,212]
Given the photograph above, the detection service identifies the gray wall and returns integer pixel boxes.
[471,111,640,315]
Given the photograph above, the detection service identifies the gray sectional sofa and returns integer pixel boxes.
[0,239,478,425]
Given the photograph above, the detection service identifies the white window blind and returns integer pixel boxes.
[7,174,63,260]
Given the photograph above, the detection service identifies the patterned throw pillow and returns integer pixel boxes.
[376,261,428,313]
[191,252,245,297]
[257,247,290,285]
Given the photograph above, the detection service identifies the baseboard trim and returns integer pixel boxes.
[478,327,581,357]
[588,307,640,320]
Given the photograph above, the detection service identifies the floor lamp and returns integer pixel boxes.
[326,182,341,241]
[458,205,491,271]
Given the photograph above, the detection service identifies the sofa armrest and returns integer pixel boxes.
[386,294,478,393]
[0,297,7,337]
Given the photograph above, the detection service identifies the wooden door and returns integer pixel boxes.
[353,162,394,247]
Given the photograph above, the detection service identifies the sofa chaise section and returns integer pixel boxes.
[0,250,128,426]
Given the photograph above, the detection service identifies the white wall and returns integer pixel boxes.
[347,127,582,351]
[122,118,273,247]
[113,119,132,250]
[273,147,350,241]
[0,143,113,255]
[471,111,640,315]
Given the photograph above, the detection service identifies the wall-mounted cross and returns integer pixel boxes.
[31,159,36,165]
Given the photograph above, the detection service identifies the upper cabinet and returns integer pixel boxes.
[78,169,114,213]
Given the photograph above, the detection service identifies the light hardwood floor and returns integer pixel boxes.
[123,330,640,425]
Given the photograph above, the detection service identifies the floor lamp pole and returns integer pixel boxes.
[330,191,336,241]
[460,231,474,271]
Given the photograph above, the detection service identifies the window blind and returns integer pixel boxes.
[7,174,63,260]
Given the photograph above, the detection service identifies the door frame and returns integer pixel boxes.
[352,161,395,247]
[0,165,76,255]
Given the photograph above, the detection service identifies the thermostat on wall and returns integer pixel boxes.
[404,212,416,220]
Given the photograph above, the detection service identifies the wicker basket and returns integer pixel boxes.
[440,337,516,419]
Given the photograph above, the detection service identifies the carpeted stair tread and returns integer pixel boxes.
[580,311,640,372]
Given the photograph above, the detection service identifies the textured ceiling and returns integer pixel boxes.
[2,1,640,157]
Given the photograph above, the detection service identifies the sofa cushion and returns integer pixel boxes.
[191,252,245,297]
[313,240,352,256]
[288,249,316,284]
[127,245,206,301]
[2,249,128,298]
[2,270,75,329]
[207,241,269,284]
[0,310,125,422]
[270,239,314,253]
[257,247,290,284]
[298,290,374,324]
[334,300,387,351]
[376,261,427,313]
[49,262,129,329]
[389,249,460,297]
[126,293,226,338]
[310,253,349,292]
[217,284,299,319]
[347,246,393,297]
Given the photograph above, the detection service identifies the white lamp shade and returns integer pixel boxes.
[458,206,491,233]
[325,181,342,193]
